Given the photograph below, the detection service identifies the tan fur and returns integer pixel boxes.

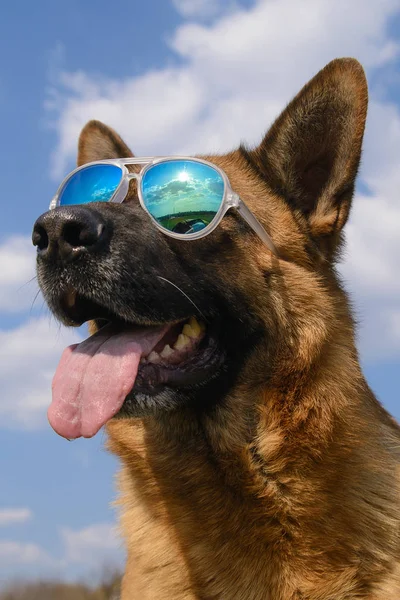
[78,58,400,599]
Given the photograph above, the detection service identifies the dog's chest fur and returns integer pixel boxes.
[107,389,400,600]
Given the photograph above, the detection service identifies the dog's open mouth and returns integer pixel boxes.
[48,290,223,440]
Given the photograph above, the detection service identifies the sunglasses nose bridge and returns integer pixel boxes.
[127,173,138,180]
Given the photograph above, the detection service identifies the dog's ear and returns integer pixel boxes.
[77,120,133,166]
[246,58,368,260]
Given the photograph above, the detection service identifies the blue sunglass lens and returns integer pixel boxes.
[58,164,123,207]
[141,160,224,235]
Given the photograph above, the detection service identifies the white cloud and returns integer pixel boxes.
[0,236,40,313]
[389,309,400,349]
[172,0,217,18]
[48,67,206,178]
[47,0,400,179]
[0,522,123,583]
[172,0,399,72]
[342,192,400,297]
[42,0,400,364]
[0,508,32,527]
[0,236,82,432]
[61,523,122,566]
[0,540,56,566]
[172,0,237,19]
[0,317,81,429]
[337,98,400,361]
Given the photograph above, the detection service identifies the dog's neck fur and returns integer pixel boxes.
[107,337,400,599]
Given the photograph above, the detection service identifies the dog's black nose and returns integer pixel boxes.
[32,206,107,263]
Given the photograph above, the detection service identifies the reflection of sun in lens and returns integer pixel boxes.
[177,171,190,182]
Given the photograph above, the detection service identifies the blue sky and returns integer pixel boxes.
[0,0,399,585]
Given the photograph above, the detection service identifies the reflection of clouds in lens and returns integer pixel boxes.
[144,177,221,216]
[163,180,195,194]
[60,164,122,206]
[142,161,224,220]
[207,180,224,195]
[92,185,116,200]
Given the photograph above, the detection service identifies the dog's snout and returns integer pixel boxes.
[32,206,108,263]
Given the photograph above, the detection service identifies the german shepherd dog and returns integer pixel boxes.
[33,58,400,599]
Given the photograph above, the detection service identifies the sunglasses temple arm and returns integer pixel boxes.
[236,199,279,256]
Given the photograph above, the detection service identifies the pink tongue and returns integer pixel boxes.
[48,323,168,440]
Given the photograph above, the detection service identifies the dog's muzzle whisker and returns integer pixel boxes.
[157,276,208,323]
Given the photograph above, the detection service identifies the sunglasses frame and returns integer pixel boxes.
[50,156,278,256]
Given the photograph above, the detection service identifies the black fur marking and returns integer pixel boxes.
[36,199,269,418]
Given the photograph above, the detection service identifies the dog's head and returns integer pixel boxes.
[33,58,367,439]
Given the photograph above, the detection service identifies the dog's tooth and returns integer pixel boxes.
[182,324,197,339]
[174,333,190,350]
[148,351,161,364]
[160,344,174,359]
[188,317,202,337]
